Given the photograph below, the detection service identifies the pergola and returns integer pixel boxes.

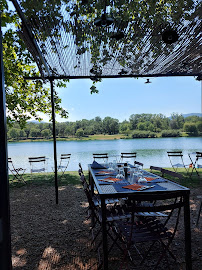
[0,0,201,269]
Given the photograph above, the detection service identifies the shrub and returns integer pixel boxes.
[132,131,156,138]
[183,123,198,135]
[161,130,180,137]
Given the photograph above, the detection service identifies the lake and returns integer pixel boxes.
[7,137,201,172]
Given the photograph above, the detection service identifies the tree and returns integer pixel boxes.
[170,113,184,129]
[41,129,51,138]
[103,117,119,135]
[2,1,68,128]
[8,128,20,140]
[75,128,84,138]
[183,123,198,135]
[30,128,41,138]
[196,121,202,133]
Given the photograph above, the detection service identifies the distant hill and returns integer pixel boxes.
[182,113,202,118]
[28,120,46,124]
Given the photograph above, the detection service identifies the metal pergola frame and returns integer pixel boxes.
[1,0,201,269]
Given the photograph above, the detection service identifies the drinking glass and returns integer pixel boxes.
[108,162,114,171]
[129,168,136,184]
[119,168,125,179]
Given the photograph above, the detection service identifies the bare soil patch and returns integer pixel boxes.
[10,184,202,269]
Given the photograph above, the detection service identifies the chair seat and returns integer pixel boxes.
[116,218,172,243]
[135,211,167,217]
[31,168,45,173]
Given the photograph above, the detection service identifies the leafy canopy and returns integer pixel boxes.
[1,0,68,128]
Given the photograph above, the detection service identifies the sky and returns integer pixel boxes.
[39,76,201,123]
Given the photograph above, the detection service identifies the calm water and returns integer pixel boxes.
[7,137,201,172]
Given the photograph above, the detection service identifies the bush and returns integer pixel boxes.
[132,131,156,138]
[161,130,180,137]
[183,123,198,135]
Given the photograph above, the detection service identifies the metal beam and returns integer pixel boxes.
[0,14,12,270]
[50,79,58,204]
[24,73,201,81]
[11,0,51,77]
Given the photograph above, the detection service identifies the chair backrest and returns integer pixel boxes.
[167,151,183,157]
[134,161,143,168]
[60,154,71,160]
[93,153,108,161]
[29,156,46,163]
[8,158,15,170]
[150,166,162,174]
[196,152,202,163]
[121,152,136,163]
[128,191,184,214]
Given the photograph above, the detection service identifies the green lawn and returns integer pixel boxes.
[9,168,201,189]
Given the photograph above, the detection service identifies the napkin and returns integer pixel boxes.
[122,183,154,191]
[95,170,112,175]
[144,177,157,181]
[100,177,122,182]
[122,183,143,191]
[91,161,106,169]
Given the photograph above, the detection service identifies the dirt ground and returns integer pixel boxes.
[10,184,202,270]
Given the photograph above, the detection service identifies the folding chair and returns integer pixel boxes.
[79,169,130,269]
[196,195,202,227]
[8,158,26,184]
[115,191,184,269]
[93,153,108,163]
[28,156,46,179]
[150,165,162,175]
[188,152,202,178]
[57,154,71,178]
[167,151,189,173]
[120,152,136,164]
[134,161,144,169]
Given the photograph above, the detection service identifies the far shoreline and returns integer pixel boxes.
[7,133,201,143]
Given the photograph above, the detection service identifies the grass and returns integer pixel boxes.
[9,168,202,189]
[8,170,88,188]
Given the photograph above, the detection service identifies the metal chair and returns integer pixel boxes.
[167,151,189,173]
[8,158,26,184]
[188,152,202,178]
[120,152,136,163]
[134,161,144,169]
[115,191,184,269]
[196,196,202,227]
[57,154,71,178]
[79,168,130,269]
[28,156,46,178]
[93,153,108,163]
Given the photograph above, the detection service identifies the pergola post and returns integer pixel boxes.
[50,78,58,204]
[0,14,12,269]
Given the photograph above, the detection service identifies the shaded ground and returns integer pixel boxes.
[10,184,202,270]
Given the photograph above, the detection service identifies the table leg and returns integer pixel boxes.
[101,197,108,270]
[184,193,192,270]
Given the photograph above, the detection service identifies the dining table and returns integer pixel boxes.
[88,162,192,270]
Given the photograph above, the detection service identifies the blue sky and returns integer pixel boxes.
[40,76,201,122]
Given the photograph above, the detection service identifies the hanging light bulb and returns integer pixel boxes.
[162,29,178,44]
[145,79,151,84]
